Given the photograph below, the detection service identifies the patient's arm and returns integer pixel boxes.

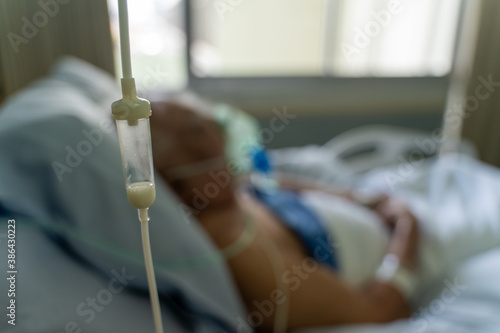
[199,194,418,332]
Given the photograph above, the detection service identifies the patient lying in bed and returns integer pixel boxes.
[149,100,500,333]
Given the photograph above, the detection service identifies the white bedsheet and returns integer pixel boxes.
[297,248,500,333]
[360,154,500,282]
[298,154,500,333]
[301,192,390,287]
[302,154,500,286]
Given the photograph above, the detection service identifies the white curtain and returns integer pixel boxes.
[0,0,115,102]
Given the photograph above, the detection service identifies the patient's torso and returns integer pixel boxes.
[242,188,391,287]
[240,192,310,260]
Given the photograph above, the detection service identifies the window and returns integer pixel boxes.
[107,0,464,113]
[107,0,187,90]
[189,0,462,78]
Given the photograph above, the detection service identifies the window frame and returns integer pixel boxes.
[184,0,466,116]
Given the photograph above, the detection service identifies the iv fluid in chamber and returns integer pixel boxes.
[127,181,156,209]
[115,118,156,208]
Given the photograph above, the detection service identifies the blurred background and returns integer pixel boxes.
[2,3,500,333]
[0,0,499,164]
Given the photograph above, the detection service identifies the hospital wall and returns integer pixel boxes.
[0,0,115,102]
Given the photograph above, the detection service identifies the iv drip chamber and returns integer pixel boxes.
[112,78,156,210]
[115,118,156,209]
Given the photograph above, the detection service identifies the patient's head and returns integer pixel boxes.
[150,100,236,214]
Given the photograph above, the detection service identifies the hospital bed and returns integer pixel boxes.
[1,57,500,333]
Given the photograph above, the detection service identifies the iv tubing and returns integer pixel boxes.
[118,0,133,79]
[139,208,164,333]
[116,0,163,332]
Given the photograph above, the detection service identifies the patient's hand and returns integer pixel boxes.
[150,101,236,214]
[374,198,420,269]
